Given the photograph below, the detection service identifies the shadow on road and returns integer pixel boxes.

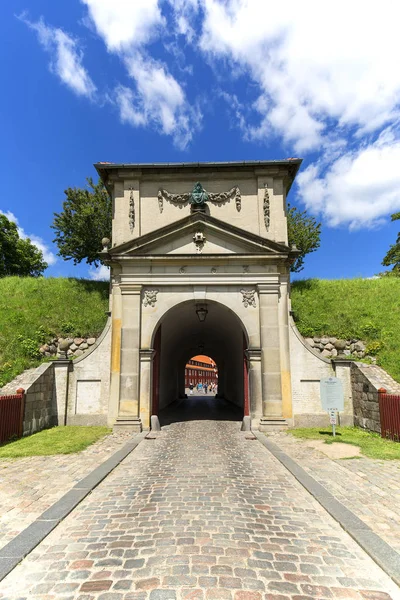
[159,394,243,426]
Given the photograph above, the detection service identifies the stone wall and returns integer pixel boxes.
[304,336,372,360]
[0,363,55,436]
[289,321,354,427]
[39,336,97,359]
[351,363,400,433]
[65,318,111,426]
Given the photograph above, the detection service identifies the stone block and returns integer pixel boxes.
[334,339,347,350]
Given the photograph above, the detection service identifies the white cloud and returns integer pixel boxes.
[199,0,400,152]
[89,264,110,281]
[20,15,96,98]
[297,129,400,229]
[115,54,200,148]
[0,210,57,266]
[81,0,200,148]
[81,0,164,51]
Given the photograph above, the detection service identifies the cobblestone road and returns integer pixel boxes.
[0,419,399,600]
[0,431,134,551]
[271,432,400,554]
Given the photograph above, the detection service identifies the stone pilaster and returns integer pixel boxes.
[114,283,142,432]
[52,359,71,426]
[245,348,262,427]
[258,283,286,430]
[139,349,155,430]
[279,273,293,420]
[108,279,122,425]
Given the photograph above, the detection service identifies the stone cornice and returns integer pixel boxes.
[257,283,281,294]
[119,283,142,295]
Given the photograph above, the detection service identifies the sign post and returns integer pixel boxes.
[320,377,344,437]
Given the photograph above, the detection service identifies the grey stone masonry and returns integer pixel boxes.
[351,363,400,433]
[0,363,55,436]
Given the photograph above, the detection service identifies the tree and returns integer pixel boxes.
[52,178,112,267]
[382,212,400,274]
[287,204,321,273]
[0,214,47,277]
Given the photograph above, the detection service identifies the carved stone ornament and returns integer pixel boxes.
[193,231,206,253]
[158,182,241,212]
[241,289,256,308]
[143,289,159,307]
[263,184,270,231]
[129,187,135,232]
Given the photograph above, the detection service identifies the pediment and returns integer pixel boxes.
[109,213,290,257]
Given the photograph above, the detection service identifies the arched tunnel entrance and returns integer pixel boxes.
[151,300,249,425]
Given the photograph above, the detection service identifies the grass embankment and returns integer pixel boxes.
[289,427,400,460]
[0,426,111,458]
[0,277,109,387]
[291,277,400,382]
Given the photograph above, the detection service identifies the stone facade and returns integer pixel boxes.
[94,160,305,431]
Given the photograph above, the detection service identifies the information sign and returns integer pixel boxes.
[320,377,344,412]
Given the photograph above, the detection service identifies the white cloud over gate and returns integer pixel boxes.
[19,0,400,226]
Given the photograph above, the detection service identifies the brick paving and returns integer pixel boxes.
[0,431,134,550]
[0,420,399,599]
[270,432,400,554]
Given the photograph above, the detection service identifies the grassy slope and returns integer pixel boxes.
[0,426,111,457]
[0,277,109,387]
[1,276,400,388]
[291,277,400,382]
[289,427,400,460]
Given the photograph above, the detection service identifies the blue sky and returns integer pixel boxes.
[2,0,400,281]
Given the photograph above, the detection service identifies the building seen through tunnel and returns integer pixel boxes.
[184,355,218,389]
[58,160,355,431]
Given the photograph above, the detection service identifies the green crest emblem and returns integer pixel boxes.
[190,182,209,206]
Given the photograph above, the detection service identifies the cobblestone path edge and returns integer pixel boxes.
[0,431,147,582]
[254,430,400,588]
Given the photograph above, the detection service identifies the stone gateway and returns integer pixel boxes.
[60,161,354,431]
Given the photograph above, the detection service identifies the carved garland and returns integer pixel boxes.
[263,184,270,231]
[157,185,241,213]
[129,187,135,232]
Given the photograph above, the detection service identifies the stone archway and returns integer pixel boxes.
[150,300,249,421]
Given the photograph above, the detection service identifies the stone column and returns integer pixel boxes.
[115,283,142,432]
[245,348,262,427]
[52,359,71,426]
[258,283,285,430]
[279,272,293,421]
[139,349,154,430]
[108,277,122,425]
